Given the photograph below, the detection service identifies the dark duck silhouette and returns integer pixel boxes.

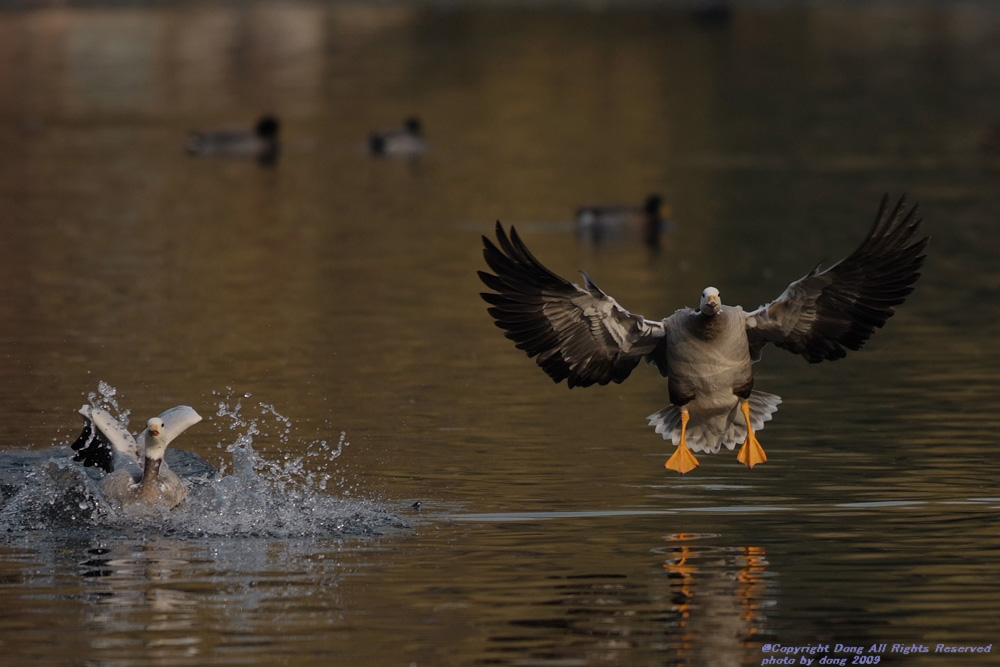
[575,194,669,248]
[369,116,428,158]
[186,115,281,165]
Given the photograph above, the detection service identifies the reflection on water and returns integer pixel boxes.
[658,536,770,666]
[1,532,360,664]
[2,1,1000,666]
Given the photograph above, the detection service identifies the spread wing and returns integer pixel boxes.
[135,406,203,450]
[73,405,202,474]
[71,406,139,473]
[478,222,665,388]
[746,194,929,363]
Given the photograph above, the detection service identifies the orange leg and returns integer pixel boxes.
[736,399,767,469]
[665,410,699,474]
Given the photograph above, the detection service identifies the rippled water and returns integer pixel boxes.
[2,2,1000,665]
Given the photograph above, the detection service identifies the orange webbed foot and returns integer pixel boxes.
[736,400,767,469]
[666,442,700,474]
[665,410,699,474]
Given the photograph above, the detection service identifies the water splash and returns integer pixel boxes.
[211,387,348,494]
[86,380,131,430]
[0,386,408,540]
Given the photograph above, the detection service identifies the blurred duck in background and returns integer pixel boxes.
[186,115,281,166]
[369,116,428,158]
[575,194,671,248]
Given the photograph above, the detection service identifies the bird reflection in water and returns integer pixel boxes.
[78,540,200,656]
[659,534,770,661]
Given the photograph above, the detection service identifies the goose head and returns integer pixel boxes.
[699,286,722,316]
[143,418,169,461]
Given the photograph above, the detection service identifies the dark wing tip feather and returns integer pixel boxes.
[70,418,115,473]
[479,223,584,384]
[754,194,929,363]
[813,194,928,358]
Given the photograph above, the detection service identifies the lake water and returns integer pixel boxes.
[2,2,1000,665]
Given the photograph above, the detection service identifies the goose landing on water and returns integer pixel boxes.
[479,194,929,474]
[72,405,202,508]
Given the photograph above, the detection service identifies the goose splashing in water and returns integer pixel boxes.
[1,385,410,538]
[72,405,202,509]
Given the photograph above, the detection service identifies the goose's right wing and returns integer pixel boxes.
[71,406,139,473]
[479,222,665,388]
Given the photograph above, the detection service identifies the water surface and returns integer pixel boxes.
[2,2,1000,665]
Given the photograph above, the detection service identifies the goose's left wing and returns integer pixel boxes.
[136,406,202,450]
[479,222,665,388]
[746,194,929,363]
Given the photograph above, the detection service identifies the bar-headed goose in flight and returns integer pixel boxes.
[479,194,928,474]
[72,405,202,508]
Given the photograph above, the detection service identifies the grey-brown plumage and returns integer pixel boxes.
[478,194,929,472]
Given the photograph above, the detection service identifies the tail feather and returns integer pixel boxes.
[647,391,782,454]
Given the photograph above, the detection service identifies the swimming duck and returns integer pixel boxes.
[369,116,428,158]
[186,115,281,165]
[71,405,202,508]
[576,194,669,247]
[479,194,928,474]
